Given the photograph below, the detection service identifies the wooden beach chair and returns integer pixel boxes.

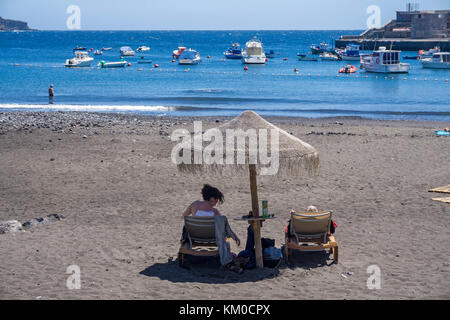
[178,216,218,267]
[284,211,338,264]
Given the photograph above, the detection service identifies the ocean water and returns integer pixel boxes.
[0,30,449,121]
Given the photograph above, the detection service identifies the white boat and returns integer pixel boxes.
[137,46,150,52]
[120,46,135,56]
[421,52,450,69]
[94,50,102,55]
[361,47,410,73]
[242,38,266,64]
[64,51,94,67]
[419,47,440,60]
[178,49,201,65]
[320,52,340,61]
[99,60,128,68]
[102,47,112,51]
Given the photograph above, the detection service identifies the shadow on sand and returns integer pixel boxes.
[140,249,334,284]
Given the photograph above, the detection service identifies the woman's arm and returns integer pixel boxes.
[182,203,193,217]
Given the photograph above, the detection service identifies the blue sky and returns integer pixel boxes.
[1,0,448,30]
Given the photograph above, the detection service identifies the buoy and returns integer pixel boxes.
[120,56,123,60]
[154,64,159,68]
[277,52,281,55]
[127,63,132,66]
[207,55,211,59]
[265,58,268,62]
[172,59,175,63]
[244,67,248,71]
[137,68,143,71]
[283,58,287,61]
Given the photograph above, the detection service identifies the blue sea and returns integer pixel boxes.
[0,30,449,121]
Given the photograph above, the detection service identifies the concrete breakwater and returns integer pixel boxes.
[335,38,450,51]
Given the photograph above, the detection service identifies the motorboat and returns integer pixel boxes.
[320,51,340,61]
[338,44,361,61]
[419,47,440,60]
[73,46,87,52]
[102,47,112,51]
[137,46,150,52]
[137,56,153,64]
[99,60,128,68]
[120,46,135,56]
[178,49,201,65]
[339,65,357,73]
[421,52,450,69]
[242,38,266,64]
[265,50,275,59]
[172,46,187,59]
[65,51,94,67]
[361,47,410,73]
[94,50,102,55]
[310,42,331,54]
[224,43,243,59]
[297,53,318,61]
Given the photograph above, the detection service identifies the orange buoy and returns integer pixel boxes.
[265,58,268,62]
[283,58,287,61]
[154,64,159,68]
[244,66,248,71]
[207,55,211,59]
[127,63,132,66]
[172,59,175,63]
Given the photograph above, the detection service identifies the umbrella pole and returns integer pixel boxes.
[249,164,264,268]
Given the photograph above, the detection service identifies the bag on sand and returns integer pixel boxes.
[263,246,282,268]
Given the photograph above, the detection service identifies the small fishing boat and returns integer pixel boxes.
[120,46,135,56]
[421,52,450,69]
[65,51,94,67]
[224,43,243,59]
[310,42,331,54]
[320,52,340,61]
[338,44,361,61]
[137,46,150,52]
[361,47,410,73]
[339,65,357,73]
[102,47,112,51]
[94,50,102,55]
[173,46,187,59]
[137,56,153,64]
[178,49,201,65]
[265,50,275,59]
[242,38,266,64]
[99,60,128,68]
[73,46,87,52]
[297,53,318,61]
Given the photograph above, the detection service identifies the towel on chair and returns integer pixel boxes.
[214,215,235,266]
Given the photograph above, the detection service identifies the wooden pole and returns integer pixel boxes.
[249,164,264,268]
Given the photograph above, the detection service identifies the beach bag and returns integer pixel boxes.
[261,238,275,249]
[238,250,256,269]
[263,246,282,268]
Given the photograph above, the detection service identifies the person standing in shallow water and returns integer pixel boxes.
[48,84,54,104]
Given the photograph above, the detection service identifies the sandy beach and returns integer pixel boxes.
[0,110,449,300]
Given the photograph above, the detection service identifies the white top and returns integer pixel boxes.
[195,210,215,217]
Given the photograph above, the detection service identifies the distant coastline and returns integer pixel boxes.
[0,17,33,31]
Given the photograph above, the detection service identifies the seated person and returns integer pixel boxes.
[286,205,337,237]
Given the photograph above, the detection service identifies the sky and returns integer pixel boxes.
[1,0,449,30]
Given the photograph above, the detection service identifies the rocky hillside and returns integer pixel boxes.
[0,17,32,31]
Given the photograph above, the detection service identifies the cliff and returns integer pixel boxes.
[0,17,32,31]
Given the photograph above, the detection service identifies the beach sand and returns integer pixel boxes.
[0,111,449,300]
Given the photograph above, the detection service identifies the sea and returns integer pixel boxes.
[0,30,449,121]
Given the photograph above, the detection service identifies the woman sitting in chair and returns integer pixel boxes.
[182,184,240,246]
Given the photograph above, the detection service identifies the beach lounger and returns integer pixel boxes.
[178,216,219,267]
[284,211,338,264]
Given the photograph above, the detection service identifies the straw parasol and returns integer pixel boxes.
[176,110,319,267]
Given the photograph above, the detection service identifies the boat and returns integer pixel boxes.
[99,60,128,68]
[361,47,410,73]
[242,38,266,64]
[120,46,135,56]
[64,51,94,67]
[310,42,331,54]
[339,65,357,73]
[73,46,87,52]
[421,52,450,69]
[419,47,440,60]
[102,47,112,51]
[265,50,275,59]
[338,44,361,61]
[172,46,187,59]
[320,52,340,61]
[224,43,243,59]
[137,56,153,64]
[94,50,102,55]
[403,54,418,60]
[178,49,201,65]
[297,53,318,61]
[137,46,150,52]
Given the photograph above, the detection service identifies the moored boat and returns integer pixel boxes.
[265,50,275,59]
[320,51,340,61]
[120,46,135,56]
[73,46,87,52]
[297,53,318,61]
[338,44,361,61]
[419,47,440,60]
[65,51,94,67]
[421,52,450,69]
[224,43,243,59]
[178,49,201,65]
[99,60,128,68]
[137,56,153,64]
[242,38,266,64]
[137,46,150,52]
[172,46,187,59]
[94,50,102,55]
[361,47,410,73]
[310,42,330,54]
[339,65,357,73]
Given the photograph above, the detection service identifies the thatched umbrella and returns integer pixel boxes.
[176,110,319,267]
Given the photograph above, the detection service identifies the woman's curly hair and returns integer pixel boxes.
[201,184,224,204]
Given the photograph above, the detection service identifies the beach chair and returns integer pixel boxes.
[284,211,338,264]
[178,216,219,267]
